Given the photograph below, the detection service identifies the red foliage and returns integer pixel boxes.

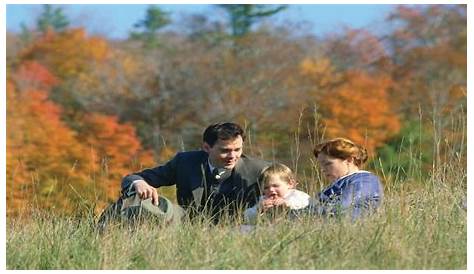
[14,61,59,90]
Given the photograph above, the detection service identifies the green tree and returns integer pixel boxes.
[371,120,433,183]
[183,14,226,46]
[130,5,171,48]
[19,23,33,44]
[37,4,69,34]
[217,4,286,37]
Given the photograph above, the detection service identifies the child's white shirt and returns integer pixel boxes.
[243,189,310,224]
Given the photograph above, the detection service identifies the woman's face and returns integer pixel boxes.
[317,153,350,182]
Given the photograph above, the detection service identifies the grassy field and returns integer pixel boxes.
[6,113,467,269]
[6,166,466,270]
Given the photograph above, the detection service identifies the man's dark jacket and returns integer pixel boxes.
[122,151,269,221]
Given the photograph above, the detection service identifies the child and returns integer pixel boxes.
[243,163,310,224]
[311,137,383,220]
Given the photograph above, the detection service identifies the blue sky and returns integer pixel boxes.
[6,4,395,39]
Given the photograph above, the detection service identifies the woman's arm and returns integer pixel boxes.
[310,174,382,220]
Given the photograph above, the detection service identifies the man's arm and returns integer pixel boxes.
[121,153,180,205]
[243,157,271,207]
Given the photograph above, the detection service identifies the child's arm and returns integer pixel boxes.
[244,196,269,224]
[243,196,279,224]
[243,204,259,225]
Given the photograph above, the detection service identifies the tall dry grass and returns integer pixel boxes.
[6,113,466,269]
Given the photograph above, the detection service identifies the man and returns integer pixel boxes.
[120,122,269,223]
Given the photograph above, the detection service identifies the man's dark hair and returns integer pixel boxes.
[203,122,245,147]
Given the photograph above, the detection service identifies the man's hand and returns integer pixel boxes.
[133,180,159,206]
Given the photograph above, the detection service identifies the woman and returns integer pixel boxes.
[309,137,383,220]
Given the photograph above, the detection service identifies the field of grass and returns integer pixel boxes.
[7,111,467,270]
[6,165,466,269]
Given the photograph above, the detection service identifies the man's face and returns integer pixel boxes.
[203,136,243,170]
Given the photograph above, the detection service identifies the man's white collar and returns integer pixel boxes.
[208,161,226,178]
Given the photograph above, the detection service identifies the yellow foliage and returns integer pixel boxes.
[299,58,341,88]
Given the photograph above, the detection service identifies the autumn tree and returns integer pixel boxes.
[20,28,108,80]
[323,28,391,73]
[76,113,155,200]
[8,38,156,213]
[18,27,112,126]
[319,71,401,154]
[386,5,466,116]
[292,56,343,152]
[107,24,312,162]
[297,28,397,154]
[17,26,171,169]
[11,60,59,91]
[7,64,96,215]
[385,4,466,166]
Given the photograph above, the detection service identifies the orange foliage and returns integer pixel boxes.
[6,81,30,214]
[320,71,401,154]
[20,28,109,80]
[77,113,155,199]
[7,65,155,214]
[6,79,95,215]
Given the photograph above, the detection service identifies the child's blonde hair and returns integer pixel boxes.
[313,137,368,167]
[258,163,295,188]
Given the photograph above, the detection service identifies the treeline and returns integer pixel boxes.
[6,4,466,215]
